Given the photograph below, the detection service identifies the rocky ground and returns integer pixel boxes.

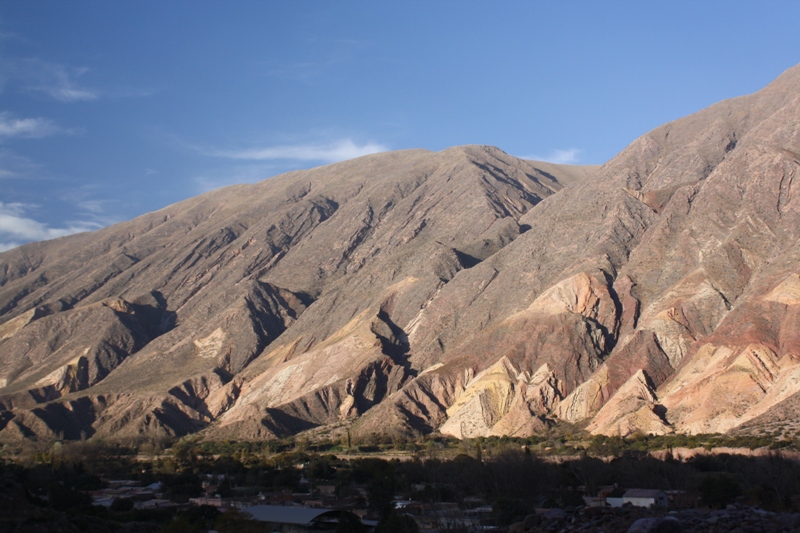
[514,505,800,533]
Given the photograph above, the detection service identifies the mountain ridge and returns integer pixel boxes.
[2,64,800,442]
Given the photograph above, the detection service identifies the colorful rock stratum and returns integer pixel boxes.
[2,64,800,442]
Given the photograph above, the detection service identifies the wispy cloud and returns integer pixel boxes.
[520,148,582,165]
[16,60,99,102]
[0,202,101,252]
[3,58,154,103]
[265,38,368,84]
[59,188,121,228]
[214,138,389,164]
[0,112,61,139]
[31,62,100,102]
[75,199,109,214]
[0,148,47,180]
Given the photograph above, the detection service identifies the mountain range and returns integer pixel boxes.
[2,64,800,443]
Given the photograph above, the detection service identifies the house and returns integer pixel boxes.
[242,505,369,533]
[582,496,607,508]
[622,489,669,508]
[603,486,626,508]
[189,496,256,509]
[89,480,164,508]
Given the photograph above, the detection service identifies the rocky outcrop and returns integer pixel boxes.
[554,330,671,425]
[438,357,561,438]
[655,343,800,434]
[0,295,169,402]
[585,369,670,436]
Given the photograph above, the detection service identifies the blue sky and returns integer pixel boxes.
[1,2,800,251]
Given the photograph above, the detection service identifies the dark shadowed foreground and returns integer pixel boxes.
[4,438,800,532]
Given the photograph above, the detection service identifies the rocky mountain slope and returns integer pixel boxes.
[2,63,800,442]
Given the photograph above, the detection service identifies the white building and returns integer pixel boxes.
[608,489,668,508]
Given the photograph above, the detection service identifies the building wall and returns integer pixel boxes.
[624,496,668,508]
[607,497,624,508]
[625,497,656,508]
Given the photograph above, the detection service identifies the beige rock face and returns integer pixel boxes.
[3,65,800,442]
[526,272,615,320]
[0,309,39,341]
[525,364,564,414]
[765,274,800,305]
[32,356,90,399]
[586,369,670,437]
[637,271,731,367]
[656,343,800,434]
[555,328,674,430]
[555,366,610,424]
[438,358,562,438]
[194,329,227,359]
[440,357,518,438]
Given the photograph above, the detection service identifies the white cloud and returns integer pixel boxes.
[520,148,582,165]
[0,112,60,139]
[215,138,389,164]
[0,202,100,252]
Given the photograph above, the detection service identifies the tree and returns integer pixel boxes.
[492,497,531,526]
[215,508,263,533]
[110,497,134,512]
[376,510,419,533]
[700,475,741,508]
[48,483,91,511]
[336,511,367,533]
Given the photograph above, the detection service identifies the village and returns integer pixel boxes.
[75,455,800,533]
[85,471,704,531]
[4,434,800,532]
